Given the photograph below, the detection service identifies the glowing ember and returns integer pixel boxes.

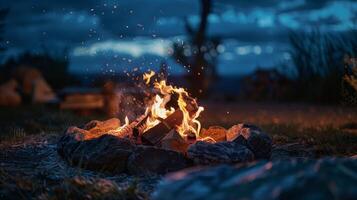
[107,116,130,136]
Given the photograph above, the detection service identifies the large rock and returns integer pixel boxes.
[58,133,135,173]
[153,158,357,200]
[58,127,190,175]
[187,141,254,165]
[227,123,272,159]
[200,126,227,142]
[127,146,191,175]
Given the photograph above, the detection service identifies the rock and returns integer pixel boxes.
[226,124,243,141]
[58,133,135,173]
[200,126,227,142]
[64,118,122,140]
[82,118,121,134]
[187,141,254,165]
[227,123,272,159]
[159,129,189,154]
[271,142,315,160]
[0,79,22,106]
[153,158,357,200]
[127,145,191,175]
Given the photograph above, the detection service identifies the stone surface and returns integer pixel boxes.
[58,132,135,173]
[187,141,254,165]
[227,123,272,159]
[153,158,357,200]
[200,126,227,142]
[127,145,191,175]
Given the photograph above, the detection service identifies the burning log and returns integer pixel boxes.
[159,129,189,154]
[140,96,199,145]
[108,114,147,139]
[141,109,184,145]
[132,114,150,138]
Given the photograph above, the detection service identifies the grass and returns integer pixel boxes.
[261,124,357,157]
[0,105,105,142]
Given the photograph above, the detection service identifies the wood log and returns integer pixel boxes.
[141,98,198,145]
[141,109,183,145]
[159,129,189,154]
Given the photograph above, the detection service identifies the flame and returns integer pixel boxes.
[108,116,130,136]
[143,94,175,132]
[143,70,155,85]
[143,71,204,139]
[108,70,205,141]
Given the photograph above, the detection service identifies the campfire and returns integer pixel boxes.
[93,71,208,146]
[58,70,272,174]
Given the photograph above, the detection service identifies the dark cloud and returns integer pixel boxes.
[0,0,356,56]
[277,0,334,13]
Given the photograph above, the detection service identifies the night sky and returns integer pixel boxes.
[1,0,356,75]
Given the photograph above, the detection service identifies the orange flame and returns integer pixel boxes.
[143,71,204,139]
[143,70,156,85]
[108,116,130,136]
[143,94,175,132]
[108,70,204,140]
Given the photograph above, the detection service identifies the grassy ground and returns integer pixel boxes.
[0,102,357,156]
[201,101,357,157]
[0,103,356,199]
[0,105,104,142]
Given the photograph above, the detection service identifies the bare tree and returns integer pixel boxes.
[172,0,220,97]
[289,29,357,103]
[0,9,9,57]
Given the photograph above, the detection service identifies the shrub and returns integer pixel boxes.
[288,30,357,103]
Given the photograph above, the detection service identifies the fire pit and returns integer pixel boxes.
[57,71,272,174]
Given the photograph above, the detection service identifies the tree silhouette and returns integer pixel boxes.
[172,0,220,97]
[0,9,9,57]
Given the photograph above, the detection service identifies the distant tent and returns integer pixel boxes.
[13,66,57,103]
[32,77,57,103]
[13,66,42,96]
[0,79,21,106]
